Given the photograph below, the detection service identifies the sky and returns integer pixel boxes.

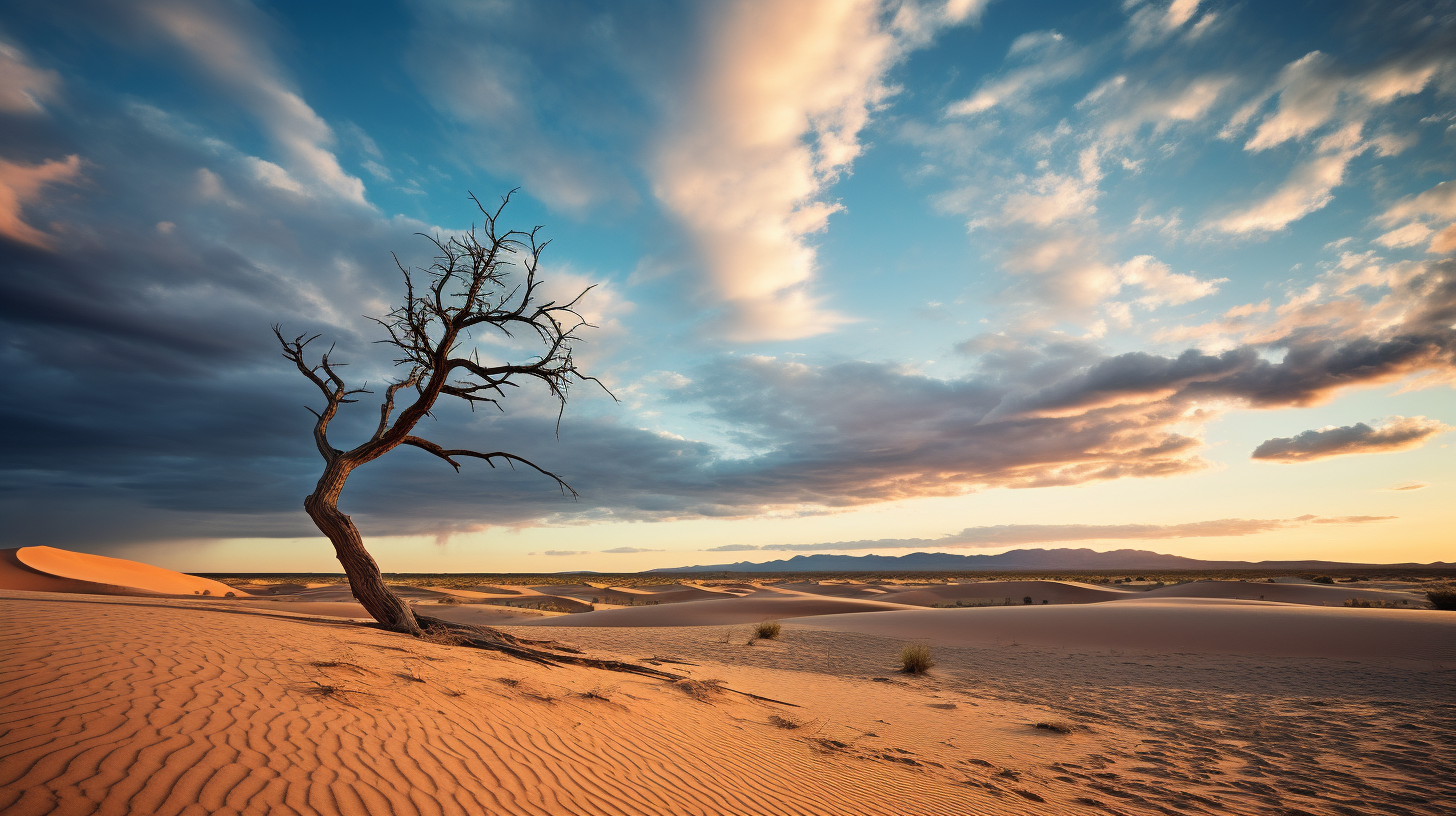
[0,0,1453,573]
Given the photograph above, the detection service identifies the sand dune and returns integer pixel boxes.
[0,547,243,597]
[517,594,922,627]
[0,590,1004,816]
[1144,579,1422,606]
[598,585,731,604]
[773,581,893,598]
[3,587,1453,815]
[796,597,1456,661]
[874,579,1132,607]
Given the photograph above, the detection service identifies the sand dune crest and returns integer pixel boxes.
[1,546,244,597]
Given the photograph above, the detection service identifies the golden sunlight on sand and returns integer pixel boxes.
[2,548,1453,815]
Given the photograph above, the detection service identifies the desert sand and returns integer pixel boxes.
[0,547,244,597]
[2,550,1453,815]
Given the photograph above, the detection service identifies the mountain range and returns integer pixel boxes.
[649,548,1447,573]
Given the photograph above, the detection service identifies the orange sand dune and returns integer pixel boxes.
[797,597,1456,661]
[774,581,893,598]
[518,594,922,627]
[875,579,1133,607]
[239,599,554,625]
[4,588,1454,815]
[598,585,731,604]
[1143,579,1422,606]
[0,547,244,597]
[0,591,1008,816]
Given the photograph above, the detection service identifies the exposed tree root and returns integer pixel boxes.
[409,615,799,705]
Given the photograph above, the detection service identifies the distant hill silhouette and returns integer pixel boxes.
[650,547,1447,573]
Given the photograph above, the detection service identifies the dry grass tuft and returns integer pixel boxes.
[309,659,368,673]
[300,681,372,701]
[899,644,935,674]
[674,678,725,702]
[1033,720,1075,734]
[577,685,618,703]
[768,714,805,729]
[495,676,554,702]
[755,621,782,640]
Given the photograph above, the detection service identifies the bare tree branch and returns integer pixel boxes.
[400,436,578,497]
[275,191,615,638]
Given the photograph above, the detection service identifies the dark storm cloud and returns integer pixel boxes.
[5,243,1455,545]
[3,4,1456,551]
[1252,417,1450,462]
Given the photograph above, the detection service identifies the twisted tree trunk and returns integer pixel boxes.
[304,462,421,635]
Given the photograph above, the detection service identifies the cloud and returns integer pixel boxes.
[1252,416,1450,462]
[2,0,1454,553]
[0,155,82,248]
[1214,149,1357,234]
[1213,44,1454,234]
[741,514,1394,552]
[945,30,1085,117]
[652,0,971,341]
[706,543,765,552]
[1116,255,1226,307]
[0,41,61,114]
[1381,481,1429,492]
[4,179,1453,547]
[1081,73,1233,135]
[1124,0,1206,50]
[133,0,368,204]
[1378,179,1456,254]
[1242,51,1444,152]
[601,546,662,554]
[541,550,587,556]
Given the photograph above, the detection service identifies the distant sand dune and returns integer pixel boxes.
[875,579,1132,607]
[1144,579,1420,606]
[516,594,923,627]
[0,547,243,598]
[796,597,1456,660]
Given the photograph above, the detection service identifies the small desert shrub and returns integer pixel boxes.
[577,685,617,702]
[437,594,460,604]
[1344,598,1402,609]
[900,644,934,674]
[768,714,804,729]
[1312,575,1335,585]
[755,621,783,640]
[1427,588,1456,611]
[301,681,371,701]
[675,678,725,702]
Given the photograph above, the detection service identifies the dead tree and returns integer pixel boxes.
[275,191,601,639]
